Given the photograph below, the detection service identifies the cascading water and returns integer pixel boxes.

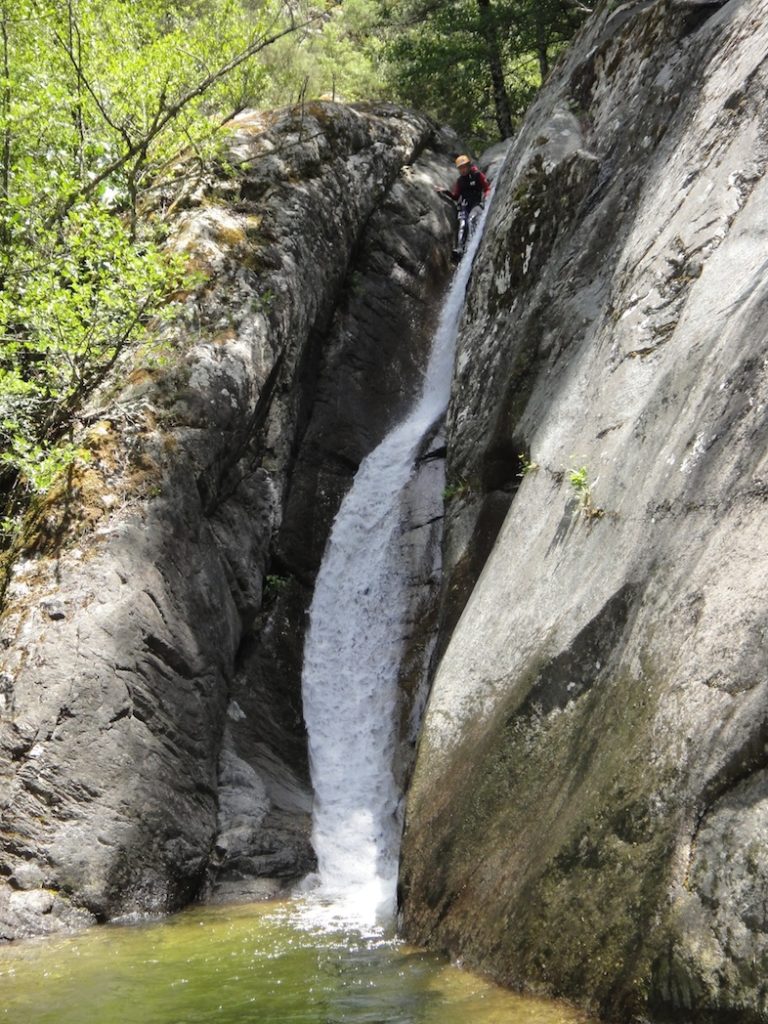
[300,206,488,931]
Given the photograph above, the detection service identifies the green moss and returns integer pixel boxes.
[213,224,247,248]
[14,465,112,558]
[244,214,263,237]
[404,648,682,1019]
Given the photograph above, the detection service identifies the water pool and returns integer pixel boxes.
[0,898,596,1024]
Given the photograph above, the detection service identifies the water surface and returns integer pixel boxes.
[0,898,596,1024]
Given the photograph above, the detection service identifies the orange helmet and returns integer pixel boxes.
[455,154,471,167]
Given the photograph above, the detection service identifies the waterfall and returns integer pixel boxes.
[300,207,488,931]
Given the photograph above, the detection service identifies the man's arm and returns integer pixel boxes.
[434,180,460,200]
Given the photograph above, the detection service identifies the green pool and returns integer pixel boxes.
[0,898,596,1024]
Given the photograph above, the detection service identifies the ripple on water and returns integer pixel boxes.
[0,898,598,1024]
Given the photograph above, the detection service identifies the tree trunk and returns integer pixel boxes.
[535,5,549,80]
[475,0,513,138]
[67,0,86,179]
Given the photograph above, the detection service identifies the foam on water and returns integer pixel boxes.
[300,206,489,932]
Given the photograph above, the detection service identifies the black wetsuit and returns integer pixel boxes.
[450,165,491,209]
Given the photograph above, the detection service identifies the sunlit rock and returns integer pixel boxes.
[400,3,768,1021]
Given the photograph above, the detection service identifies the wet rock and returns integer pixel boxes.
[0,888,95,942]
[656,770,768,1019]
[401,3,768,1021]
[204,141,457,898]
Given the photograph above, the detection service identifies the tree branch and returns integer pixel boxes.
[44,3,340,228]
[35,0,134,150]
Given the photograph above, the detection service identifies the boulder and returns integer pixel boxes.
[400,3,768,1021]
[0,101,457,936]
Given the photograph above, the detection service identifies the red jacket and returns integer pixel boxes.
[450,165,491,203]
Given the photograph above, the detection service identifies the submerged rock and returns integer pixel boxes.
[401,2,768,1021]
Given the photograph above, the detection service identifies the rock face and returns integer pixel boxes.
[400,2,768,1022]
[0,101,457,937]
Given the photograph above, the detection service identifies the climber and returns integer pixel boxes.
[435,155,491,263]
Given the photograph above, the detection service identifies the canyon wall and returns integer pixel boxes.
[401,1,768,1022]
[3,2,768,1021]
[0,102,457,937]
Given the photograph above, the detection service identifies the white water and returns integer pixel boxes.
[300,208,488,932]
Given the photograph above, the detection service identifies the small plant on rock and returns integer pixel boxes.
[265,573,290,592]
[518,453,539,477]
[253,289,275,312]
[443,478,470,502]
[568,464,604,520]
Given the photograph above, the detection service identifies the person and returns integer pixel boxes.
[436,155,491,262]
[440,154,492,208]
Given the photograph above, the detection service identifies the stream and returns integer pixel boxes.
[300,203,488,931]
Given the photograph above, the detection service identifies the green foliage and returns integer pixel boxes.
[0,436,90,495]
[568,463,604,520]
[253,288,276,312]
[0,203,188,482]
[386,3,503,145]
[443,477,471,502]
[380,0,592,146]
[260,0,385,104]
[265,573,290,590]
[568,464,589,493]
[0,0,336,543]
[518,452,539,476]
[0,0,592,551]
[264,572,292,604]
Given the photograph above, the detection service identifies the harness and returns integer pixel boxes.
[457,167,485,206]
